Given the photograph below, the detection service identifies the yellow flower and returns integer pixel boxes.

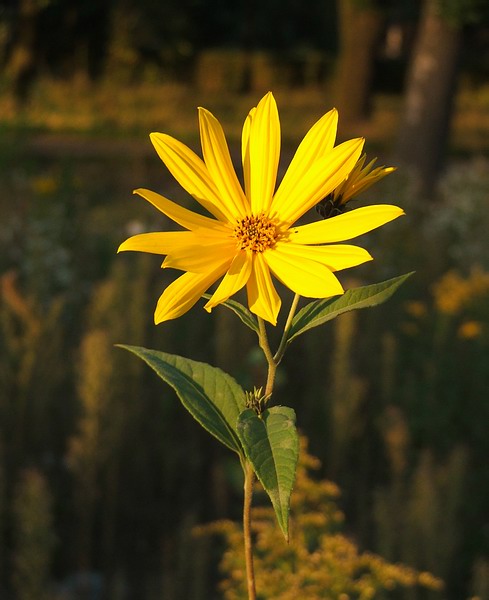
[404,300,428,319]
[32,175,59,196]
[317,154,395,218]
[458,320,482,339]
[433,270,469,315]
[118,92,403,325]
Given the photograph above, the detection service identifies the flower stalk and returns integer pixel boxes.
[117,93,406,600]
[243,293,301,598]
[243,461,256,600]
[274,293,300,364]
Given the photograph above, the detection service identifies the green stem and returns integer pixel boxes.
[257,316,274,365]
[243,297,301,598]
[257,317,277,397]
[243,461,256,600]
[273,293,300,364]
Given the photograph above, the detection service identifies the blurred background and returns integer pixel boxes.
[1,0,489,598]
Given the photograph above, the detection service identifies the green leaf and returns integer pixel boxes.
[118,345,246,454]
[237,406,299,541]
[287,272,414,344]
[202,294,259,333]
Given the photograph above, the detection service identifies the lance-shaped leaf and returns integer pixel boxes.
[237,406,299,541]
[287,272,414,344]
[202,294,259,333]
[118,345,246,455]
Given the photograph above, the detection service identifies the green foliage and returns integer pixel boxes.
[1,94,489,598]
[120,346,299,538]
[237,407,299,540]
[119,345,247,454]
[198,438,443,599]
[202,293,259,334]
[287,272,414,344]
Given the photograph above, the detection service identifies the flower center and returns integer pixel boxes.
[234,214,278,253]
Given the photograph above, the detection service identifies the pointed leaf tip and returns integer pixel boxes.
[287,272,414,344]
[202,294,259,333]
[118,344,246,454]
[237,406,299,540]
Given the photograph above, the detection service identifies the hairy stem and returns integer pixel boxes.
[274,293,300,364]
[257,317,277,397]
[243,461,256,600]
[244,301,300,597]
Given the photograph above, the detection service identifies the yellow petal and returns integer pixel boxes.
[154,261,230,323]
[134,188,227,232]
[163,237,236,272]
[289,205,405,244]
[274,242,372,271]
[271,138,364,225]
[246,252,281,325]
[249,92,280,214]
[199,108,249,218]
[204,250,252,310]
[118,231,197,255]
[274,108,338,205]
[241,107,256,200]
[150,132,233,223]
[264,247,344,298]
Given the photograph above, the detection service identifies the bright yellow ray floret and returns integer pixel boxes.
[118,92,404,325]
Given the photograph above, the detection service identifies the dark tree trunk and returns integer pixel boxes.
[335,0,384,124]
[395,0,462,198]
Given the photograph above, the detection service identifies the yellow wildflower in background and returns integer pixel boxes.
[196,437,443,599]
[433,268,489,315]
[433,271,471,315]
[404,300,428,319]
[31,175,59,196]
[119,92,403,325]
[458,320,482,339]
[316,154,395,218]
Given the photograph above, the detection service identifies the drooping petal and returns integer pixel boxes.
[275,241,372,271]
[271,138,364,225]
[150,133,234,223]
[204,250,252,310]
[199,108,249,218]
[154,260,230,323]
[264,247,344,298]
[249,93,281,214]
[241,107,256,200]
[246,252,281,325]
[289,205,405,244]
[134,188,228,232]
[274,108,338,204]
[162,236,237,272]
[118,231,197,255]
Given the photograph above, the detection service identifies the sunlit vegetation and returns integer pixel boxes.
[1,2,489,592]
[197,438,443,599]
